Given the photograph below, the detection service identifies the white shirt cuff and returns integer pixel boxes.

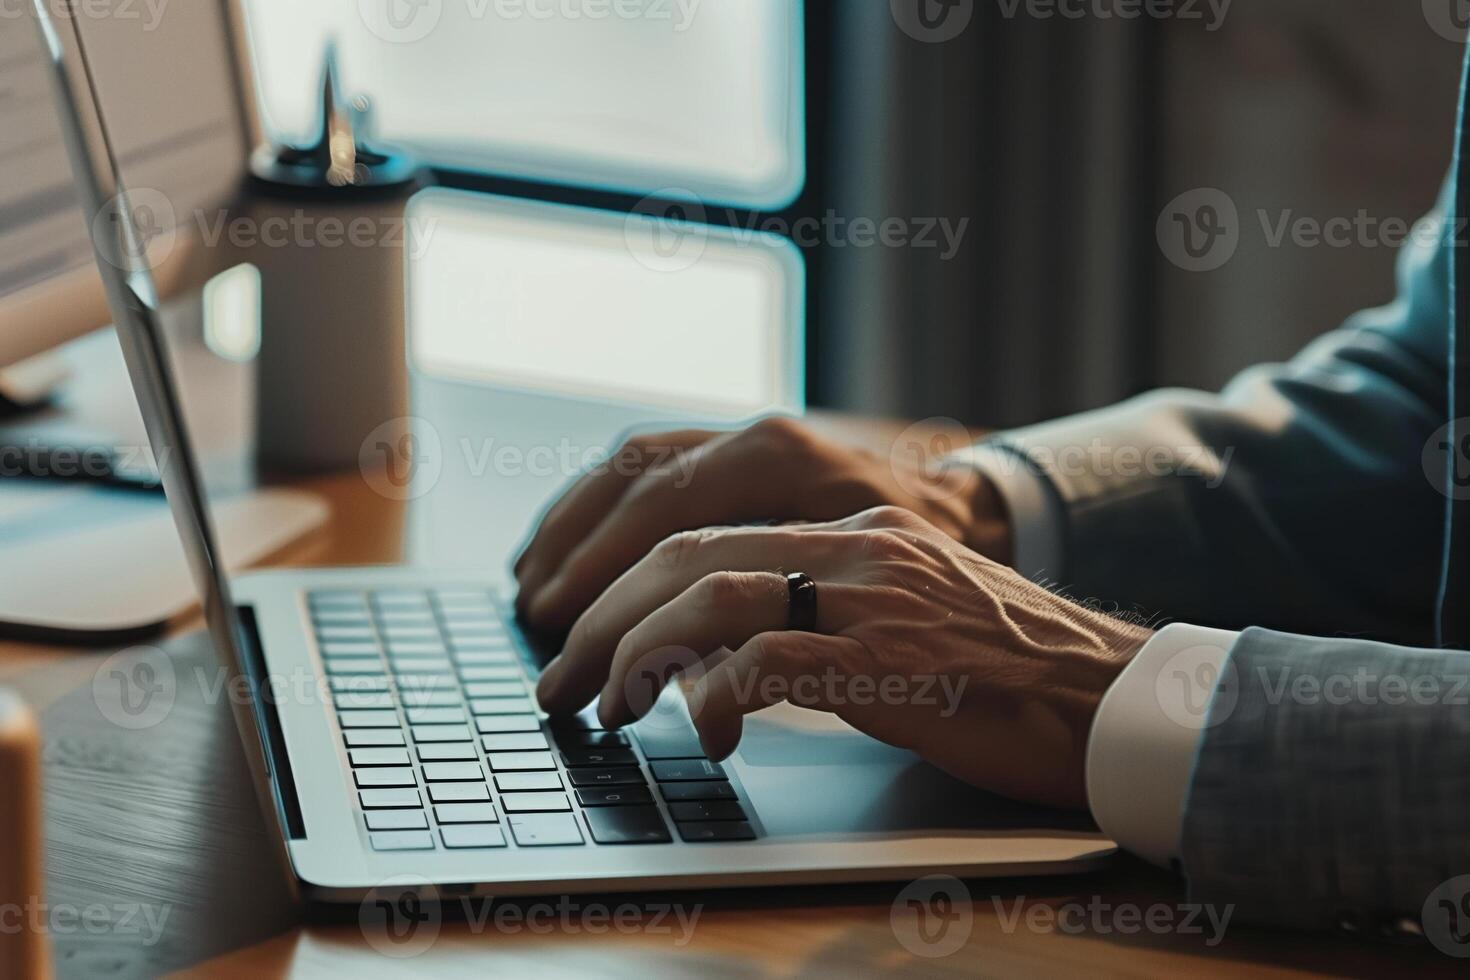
[962,443,1065,580]
[1085,622,1241,869]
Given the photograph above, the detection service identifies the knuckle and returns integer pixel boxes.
[854,504,918,530]
[859,528,914,562]
[652,529,709,569]
[695,570,749,608]
[748,415,809,449]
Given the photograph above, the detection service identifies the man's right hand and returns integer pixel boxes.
[514,416,1015,632]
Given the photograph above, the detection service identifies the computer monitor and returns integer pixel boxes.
[0,0,258,369]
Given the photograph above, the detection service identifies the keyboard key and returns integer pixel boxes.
[500,792,571,813]
[365,810,429,831]
[339,710,400,729]
[468,697,534,715]
[359,788,422,809]
[567,768,646,788]
[677,821,756,842]
[577,786,654,807]
[355,768,417,788]
[454,651,517,666]
[633,726,705,760]
[331,676,390,693]
[556,730,630,749]
[376,609,436,625]
[349,748,412,768]
[441,825,508,848]
[392,659,454,675]
[561,748,638,768]
[312,596,369,609]
[452,636,515,652]
[373,590,431,606]
[345,730,406,748]
[400,690,463,709]
[651,760,726,782]
[458,665,518,680]
[417,743,479,762]
[434,803,499,824]
[413,724,474,743]
[547,711,601,732]
[382,625,440,640]
[669,801,747,822]
[508,813,583,846]
[386,639,448,656]
[458,676,523,694]
[481,733,549,752]
[320,641,380,658]
[476,715,540,734]
[495,772,563,792]
[326,660,386,677]
[317,626,375,641]
[486,751,556,772]
[406,707,466,725]
[335,691,394,710]
[428,782,491,803]
[659,781,737,802]
[583,806,671,844]
[422,762,484,782]
[370,831,435,851]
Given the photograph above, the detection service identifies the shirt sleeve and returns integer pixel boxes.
[964,443,1067,580]
[1085,622,1241,869]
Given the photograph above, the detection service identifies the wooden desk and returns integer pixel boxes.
[0,393,1456,978]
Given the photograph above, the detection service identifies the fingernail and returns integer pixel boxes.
[535,659,563,704]
[526,578,562,625]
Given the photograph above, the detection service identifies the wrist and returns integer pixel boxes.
[960,472,1015,566]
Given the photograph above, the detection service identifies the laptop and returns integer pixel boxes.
[32,0,1114,902]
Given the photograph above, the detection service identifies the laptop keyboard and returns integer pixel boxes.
[308,588,758,851]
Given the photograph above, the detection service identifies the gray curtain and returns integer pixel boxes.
[817,4,1156,428]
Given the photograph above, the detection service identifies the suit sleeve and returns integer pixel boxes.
[985,189,1454,644]
[1180,628,1470,943]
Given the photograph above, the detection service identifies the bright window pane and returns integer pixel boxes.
[241,0,805,209]
[407,189,804,418]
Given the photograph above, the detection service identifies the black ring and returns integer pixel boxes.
[786,572,818,632]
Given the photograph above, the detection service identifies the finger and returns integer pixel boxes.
[596,571,861,728]
[689,631,869,761]
[524,431,791,630]
[534,525,849,715]
[514,430,713,603]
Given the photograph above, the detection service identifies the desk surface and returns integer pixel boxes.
[0,366,1455,978]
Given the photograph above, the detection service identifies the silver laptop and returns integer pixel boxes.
[32,0,1113,902]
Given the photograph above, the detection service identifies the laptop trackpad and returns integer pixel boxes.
[733,704,1088,836]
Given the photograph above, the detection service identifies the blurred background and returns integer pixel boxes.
[11,1,1465,431]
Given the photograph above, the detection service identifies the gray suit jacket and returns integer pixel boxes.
[996,49,1470,941]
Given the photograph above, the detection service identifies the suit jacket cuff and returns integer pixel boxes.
[1086,622,1241,869]
[964,443,1066,580]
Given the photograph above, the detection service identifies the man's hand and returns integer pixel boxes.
[515,416,1013,632]
[535,506,1151,810]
